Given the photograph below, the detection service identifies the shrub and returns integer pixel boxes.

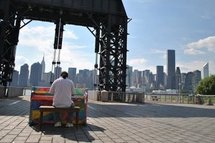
[196,75,215,95]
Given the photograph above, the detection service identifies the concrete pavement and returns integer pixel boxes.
[0,95,215,143]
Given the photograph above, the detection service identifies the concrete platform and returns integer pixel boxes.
[0,95,215,143]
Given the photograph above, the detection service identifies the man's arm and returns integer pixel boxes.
[49,82,55,94]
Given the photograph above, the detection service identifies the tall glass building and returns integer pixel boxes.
[54,66,62,80]
[68,67,77,82]
[203,62,209,78]
[19,64,29,87]
[156,65,164,89]
[126,66,133,88]
[175,67,181,90]
[11,70,19,86]
[30,62,42,86]
[167,49,176,89]
[41,56,45,80]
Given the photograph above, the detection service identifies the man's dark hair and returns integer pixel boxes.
[61,71,68,79]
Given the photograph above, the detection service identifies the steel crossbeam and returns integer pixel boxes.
[0,0,128,94]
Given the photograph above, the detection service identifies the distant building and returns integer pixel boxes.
[142,70,155,91]
[19,64,29,87]
[89,69,97,89]
[143,70,151,84]
[54,66,62,80]
[182,70,201,94]
[76,69,90,88]
[203,62,209,78]
[193,70,201,91]
[92,70,99,89]
[180,73,186,92]
[156,66,164,89]
[167,49,176,89]
[164,72,167,88]
[41,56,45,80]
[175,67,181,90]
[184,72,193,93]
[30,62,42,86]
[11,70,19,86]
[126,66,133,88]
[41,72,53,86]
[132,70,141,88]
[68,67,77,82]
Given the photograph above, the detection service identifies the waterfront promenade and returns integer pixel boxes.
[0,95,215,143]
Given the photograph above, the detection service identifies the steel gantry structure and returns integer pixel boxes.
[0,0,128,93]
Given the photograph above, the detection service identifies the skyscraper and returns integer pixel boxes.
[77,69,90,88]
[30,62,42,86]
[184,72,193,93]
[132,70,141,88]
[167,49,176,89]
[156,66,164,89]
[68,67,76,82]
[126,66,133,88]
[180,73,186,91]
[203,62,209,79]
[193,70,201,91]
[41,56,45,80]
[89,69,97,89]
[175,67,181,90]
[42,72,53,86]
[54,66,62,80]
[19,64,29,87]
[11,70,19,86]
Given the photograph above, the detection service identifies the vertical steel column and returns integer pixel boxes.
[0,1,21,90]
[97,15,127,93]
[98,24,106,90]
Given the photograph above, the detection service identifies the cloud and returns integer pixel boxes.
[132,0,154,4]
[153,49,165,54]
[16,24,94,72]
[19,24,79,52]
[184,36,215,55]
[128,58,147,66]
[177,60,215,75]
[14,56,30,71]
[64,30,78,40]
[127,58,156,73]
[177,61,205,73]
[200,15,213,20]
[42,44,94,72]
[19,25,55,52]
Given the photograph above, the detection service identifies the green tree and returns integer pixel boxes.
[196,75,215,95]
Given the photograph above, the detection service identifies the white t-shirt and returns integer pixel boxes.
[49,77,75,107]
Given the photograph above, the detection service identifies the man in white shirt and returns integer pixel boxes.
[49,71,75,127]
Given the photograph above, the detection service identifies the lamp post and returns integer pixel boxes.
[178,82,181,103]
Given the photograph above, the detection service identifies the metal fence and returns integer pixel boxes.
[97,91,145,103]
[0,86,25,98]
[145,94,215,105]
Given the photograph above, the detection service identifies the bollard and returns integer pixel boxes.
[101,90,108,102]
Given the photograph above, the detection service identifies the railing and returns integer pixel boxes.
[145,94,215,105]
[0,86,25,98]
[95,90,145,103]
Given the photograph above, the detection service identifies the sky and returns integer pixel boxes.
[15,0,215,75]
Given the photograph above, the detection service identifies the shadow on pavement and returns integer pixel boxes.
[31,123,105,142]
[0,96,30,116]
[1,95,215,119]
[88,102,215,118]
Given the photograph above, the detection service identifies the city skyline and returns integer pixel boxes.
[15,50,211,77]
[14,0,215,75]
[15,54,205,78]
[13,57,202,94]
